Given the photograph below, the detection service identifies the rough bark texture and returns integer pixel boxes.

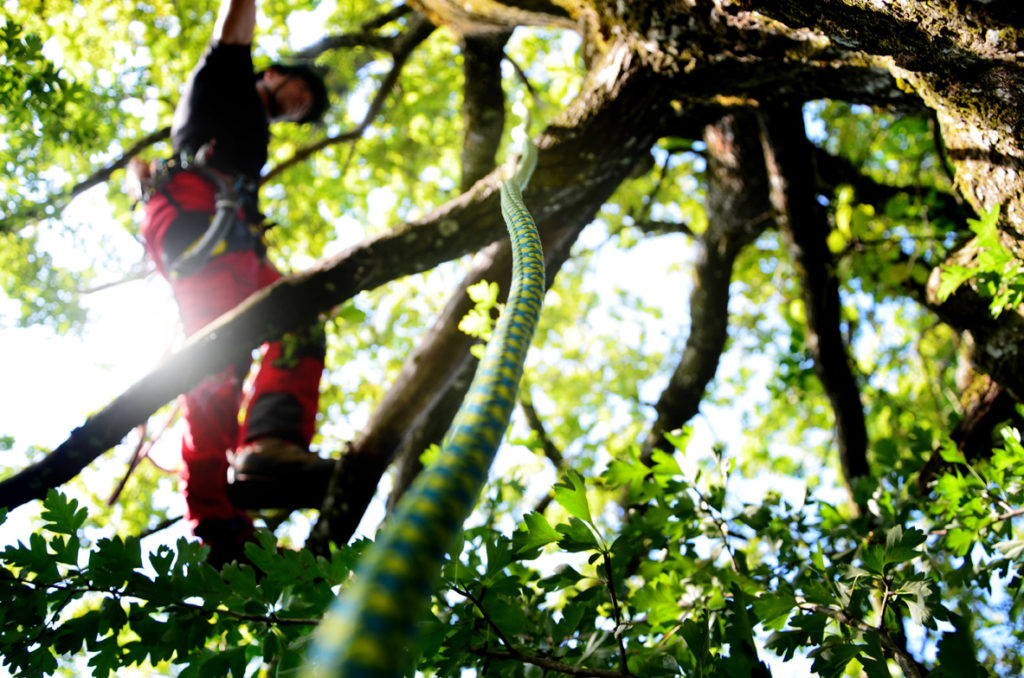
[924,269,1024,403]
[460,30,513,192]
[758,103,871,493]
[753,1,1024,241]
[641,110,771,461]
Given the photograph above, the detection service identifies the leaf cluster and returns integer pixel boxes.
[0,491,360,677]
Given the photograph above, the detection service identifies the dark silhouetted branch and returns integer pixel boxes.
[758,103,870,495]
[460,30,513,192]
[642,111,772,461]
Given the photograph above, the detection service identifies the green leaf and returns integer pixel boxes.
[765,613,827,661]
[467,279,499,306]
[753,591,797,630]
[485,595,532,636]
[897,579,933,627]
[945,528,976,557]
[485,535,514,575]
[860,545,886,576]
[678,614,712,670]
[938,439,967,465]
[603,455,651,492]
[556,517,602,552]
[994,539,1024,561]
[538,564,584,592]
[932,612,984,677]
[662,428,692,454]
[513,512,561,554]
[859,631,892,678]
[738,504,771,530]
[553,470,594,525]
[810,542,827,572]
[649,447,683,477]
[936,264,975,302]
[808,640,864,678]
[884,525,926,565]
[336,300,367,324]
[40,490,88,535]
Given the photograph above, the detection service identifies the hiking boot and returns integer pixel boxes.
[226,437,335,510]
[196,516,256,570]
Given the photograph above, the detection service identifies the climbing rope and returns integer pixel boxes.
[302,141,545,678]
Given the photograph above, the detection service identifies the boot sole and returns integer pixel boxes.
[226,459,335,510]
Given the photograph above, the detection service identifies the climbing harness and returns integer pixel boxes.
[301,141,545,678]
[141,142,267,278]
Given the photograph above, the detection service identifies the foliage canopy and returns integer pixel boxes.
[2,0,1024,676]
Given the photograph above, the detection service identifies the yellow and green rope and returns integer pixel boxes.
[302,142,544,677]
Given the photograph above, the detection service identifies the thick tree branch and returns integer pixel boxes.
[758,103,871,496]
[752,0,1024,237]
[409,0,575,35]
[642,111,772,460]
[916,375,1018,492]
[460,30,513,192]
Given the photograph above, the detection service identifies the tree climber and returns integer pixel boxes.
[127,0,332,567]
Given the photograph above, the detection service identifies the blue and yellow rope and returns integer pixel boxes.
[302,142,544,678]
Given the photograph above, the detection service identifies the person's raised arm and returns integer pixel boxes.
[214,0,256,45]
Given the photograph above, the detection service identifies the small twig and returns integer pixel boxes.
[79,267,155,295]
[631,219,696,237]
[600,552,633,676]
[170,600,319,627]
[264,14,435,182]
[360,4,414,31]
[466,647,631,678]
[502,52,544,113]
[797,601,924,678]
[137,514,183,539]
[877,578,893,631]
[451,583,521,655]
[107,403,181,506]
[519,387,564,469]
[929,505,1024,536]
[293,4,414,59]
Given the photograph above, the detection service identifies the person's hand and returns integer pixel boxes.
[125,157,152,202]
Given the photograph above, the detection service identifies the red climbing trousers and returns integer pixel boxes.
[140,170,324,534]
